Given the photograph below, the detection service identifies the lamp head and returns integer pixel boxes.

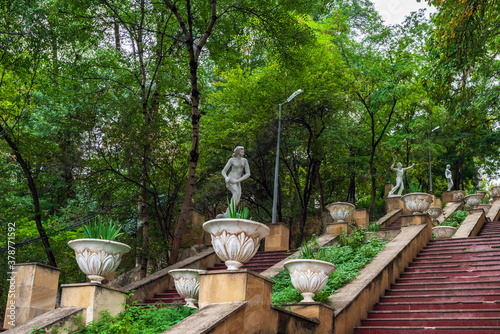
[286,89,303,103]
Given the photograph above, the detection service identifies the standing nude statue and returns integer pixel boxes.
[445,164,453,191]
[388,155,415,197]
[221,146,251,215]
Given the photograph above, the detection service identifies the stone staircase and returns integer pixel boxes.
[379,218,401,232]
[354,221,500,333]
[478,219,500,236]
[139,249,295,307]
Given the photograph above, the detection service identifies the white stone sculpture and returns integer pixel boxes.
[168,269,205,308]
[388,156,414,197]
[284,259,336,303]
[203,218,269,270]
[220,146,251,217]
[401,193,433,214]
[68,239,131,284]
[445,165,453,191]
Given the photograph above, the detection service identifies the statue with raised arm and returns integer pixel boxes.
[388,155,415,196]
[221,146,251,215]
[445,164,453,191]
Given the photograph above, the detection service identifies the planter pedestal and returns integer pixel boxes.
[326,222,353,235]
[198,270,275,333]
[282,302,335,334]
[265,223,290,251]
[3,263,60,329]
[401,213,432,229]
[60,283,126,324]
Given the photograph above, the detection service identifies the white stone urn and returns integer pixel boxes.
[491,186,500,200]
[452,190,466,202]
[168,269,205,308]
[476,191,487,199]
[203,218,270,270]
[68,239,131,284]
[401,193,433,214]
[432,226,457,239]
[283,259,336,303]
[325,202,355,223]
[464,194,482,209]
[427,206,442,221]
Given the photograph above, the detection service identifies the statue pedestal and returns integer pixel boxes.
[353,209,369,229]
[264,223,290,251]
[385,183,394,197]
[386,196,404,213]
[443,191,466,203]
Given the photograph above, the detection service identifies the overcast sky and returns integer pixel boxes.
[371,0,436,25]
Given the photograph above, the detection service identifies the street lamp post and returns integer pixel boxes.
[272,89,302,224]
[428,126,441,194]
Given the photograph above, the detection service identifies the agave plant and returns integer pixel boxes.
[226,198,250,220]
[82,216,124,241]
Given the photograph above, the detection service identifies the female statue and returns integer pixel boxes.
[221,146,251,210]
[445,164,453,191]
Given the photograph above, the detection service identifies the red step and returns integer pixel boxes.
[355,222,500,333]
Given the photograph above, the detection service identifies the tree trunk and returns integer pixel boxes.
[170,56,200,264]
[0,125,57,267]
[315,162,325,212]
[347,172,356,203]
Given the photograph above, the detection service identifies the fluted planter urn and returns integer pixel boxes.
[464,194,482,209]
[427,206,442,221]
[203,218,270,270]
[452,190,466,202]
[401,193,433,214]
[325,202,355,223]
[491,186,500,200]
[476,191,487,199]
[284,259,336,303]
[432,226,457,239]
[168,269,205,308]
[68,239,131,284]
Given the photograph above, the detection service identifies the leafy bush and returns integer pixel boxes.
[440,210,468,229]
[272,234,387,306]
[72,304,197,334]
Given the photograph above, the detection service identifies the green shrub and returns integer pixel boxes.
[73,304,197,334]
[440,210,468,229]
